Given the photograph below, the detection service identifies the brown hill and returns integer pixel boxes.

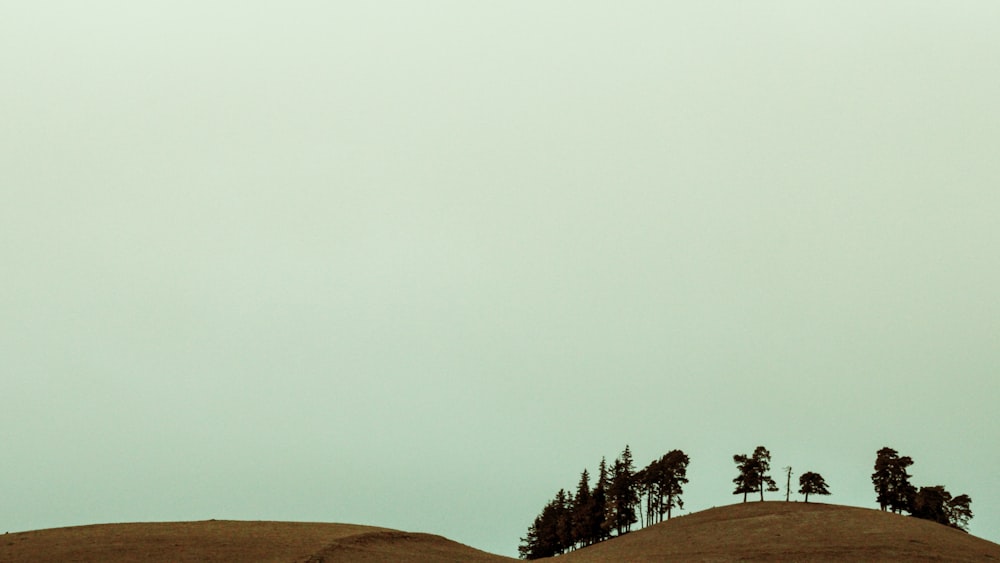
[0,520,512,563]
[559,501,1000,562]
[1,503,998,562]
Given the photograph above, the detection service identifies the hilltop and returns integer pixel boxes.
[1,503,998,562]
[558,501,1000,562]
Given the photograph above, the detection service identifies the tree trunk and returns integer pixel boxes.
[638,495,644,529]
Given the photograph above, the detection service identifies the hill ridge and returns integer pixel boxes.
[2,503,998,562]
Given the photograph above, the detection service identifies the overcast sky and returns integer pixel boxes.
[2,1,999,556]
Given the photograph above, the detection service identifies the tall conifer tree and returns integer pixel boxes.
[872,447,915,513]
[571,468,593,547]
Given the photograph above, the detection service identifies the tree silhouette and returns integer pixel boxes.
[912,486,974,531]
[604,445,639,535]
[519,446,689,557]
[517,517,539,559]
[571,469,595,547]
[638,449,689,524]
[593,457,611,542]
[733,446,778,502]
[732,454,754,502]
[872,447,915,513]
[518,489,575,559]
[658,450,689,520]
[911,485,950,525]
[947,494,974,532]
[797,471,830,502]
[554,489,574,552]
[753,446,780,501]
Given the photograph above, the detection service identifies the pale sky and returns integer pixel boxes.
[2,2,999,556]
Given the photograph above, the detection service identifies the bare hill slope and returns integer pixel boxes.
[0,520,511,563]
[0,521,388,563]
[559,501,1000,562]
[303,530,513,562]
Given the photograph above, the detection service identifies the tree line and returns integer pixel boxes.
[517,445,689,559]
[518,444,974,559]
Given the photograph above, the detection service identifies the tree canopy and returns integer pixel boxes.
[911,485,974,531]
[733,446,779,502]
[871,447,973,531]
[872,447,915,513]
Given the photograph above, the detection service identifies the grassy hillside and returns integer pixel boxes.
[2,503,998,562]
[559,501,1000,562]
[0,520,512,563]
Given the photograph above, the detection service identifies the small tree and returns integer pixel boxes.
[798,471,830,503]
[947,494,973,532]
[732,454,755,503]
[753,446,779,501]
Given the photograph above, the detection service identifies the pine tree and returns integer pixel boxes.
[592,457,611,542]
[659,450,689,520]
[636,465,658,528]
[554,489,574,552]
[571,469,594,547]
[733,446,778,502]
[797,471,831,502]
[518,491,573,559]
[752,446,779,501]
[947,494,973,532]
[517,518,539,559]
[605,445,639,535]
[732,453,755,502]
[911,485,950,525]
[872,447,915,513]
[911,486,974,531]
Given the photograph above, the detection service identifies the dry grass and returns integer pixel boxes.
[2,502,997,562]
[0,520,514,563]
[304,530,513,562]
[0,521,389,563]
[560,501,1000,562]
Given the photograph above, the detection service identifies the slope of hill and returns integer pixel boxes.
[0,520,513,563]
[559,501,1000,562]
[303,530,513,562]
